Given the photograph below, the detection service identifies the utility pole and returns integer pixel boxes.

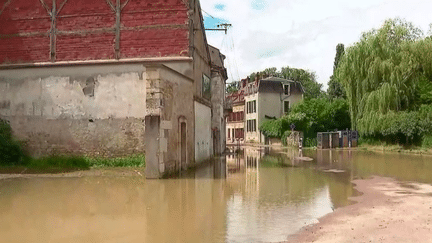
[205,23,232,34]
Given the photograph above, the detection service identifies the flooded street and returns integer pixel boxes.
[1,147,432,242]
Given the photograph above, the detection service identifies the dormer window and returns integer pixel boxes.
[284,84,290,95]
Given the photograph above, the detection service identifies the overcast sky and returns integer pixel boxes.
[201,0,431,90]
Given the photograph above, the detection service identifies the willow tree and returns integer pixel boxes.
[336,18,426,135]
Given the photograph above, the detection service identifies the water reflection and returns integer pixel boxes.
[1,147,431,242]
[221,147,349,242]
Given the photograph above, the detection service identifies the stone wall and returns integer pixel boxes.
[211,71,226,155]
[0,64,146,157]
[286,131,303,148]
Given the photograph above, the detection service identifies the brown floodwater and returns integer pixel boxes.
[1,147,432,242]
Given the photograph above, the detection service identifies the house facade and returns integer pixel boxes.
[226,77,303,144]
[0,0,226,178]
[225,78,248,144]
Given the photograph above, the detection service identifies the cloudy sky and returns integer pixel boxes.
[201,0,431,90]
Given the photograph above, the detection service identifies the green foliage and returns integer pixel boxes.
[280,66,324,99]
[1,119,145,168]
[337,18,432,145]
[333,44,345,72]
[327,76,345,100]
[23,155,145,169]
[247,66,324,99]
[421,135,432,148]
[259,98,351,147]
[304,137,317,147]
[263,67,278,77]
[0,119,27,166]
[259,155,289,168]
[328,44,346,100]
[87,155,145,167]
[281,130,292,146]
[259,118,289,138]
[226,81,239,94]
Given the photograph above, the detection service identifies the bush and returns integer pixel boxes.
[0,118,146,168]
[259,118,289,138]
[304,137,317,147]
[422,135,432,148]
[259,98,351,148]
[0,119,26,166]
[281,130,291,146]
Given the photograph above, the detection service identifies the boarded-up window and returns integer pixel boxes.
[202,74,211,100]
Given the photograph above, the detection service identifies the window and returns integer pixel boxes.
[228,128,230,138]
[247,100,257,113]
[253,100,256,113]
[247,119,257,132]
[284,84,290,95]
[284,101,290,114]
[202,74,211,100]
[234,128,244,139]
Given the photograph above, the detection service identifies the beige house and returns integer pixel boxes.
[244,77,304,143]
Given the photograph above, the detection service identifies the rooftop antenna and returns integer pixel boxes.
[206,23,232,34]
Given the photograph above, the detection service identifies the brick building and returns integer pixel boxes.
[0,0,227,178]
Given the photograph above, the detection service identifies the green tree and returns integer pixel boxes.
[336,18,432,145]
[226,81,239,94]
[259,98,351,146]
[280,66,323,99]
[327,43,346,99]
[263,67,279,77]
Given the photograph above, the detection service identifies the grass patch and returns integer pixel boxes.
[358,139,432,154]
[27,154,145,169]
[0,154,146,174]
[87,155,145,168]
[2,118,146,171]
[259,155,289,168]
[0,119,27,166]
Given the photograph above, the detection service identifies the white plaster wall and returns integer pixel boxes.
[0,72,146,119]
[194,101,212,163]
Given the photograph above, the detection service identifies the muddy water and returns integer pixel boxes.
[0,148,431,242]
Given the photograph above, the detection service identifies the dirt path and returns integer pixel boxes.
[289,177,432,242]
